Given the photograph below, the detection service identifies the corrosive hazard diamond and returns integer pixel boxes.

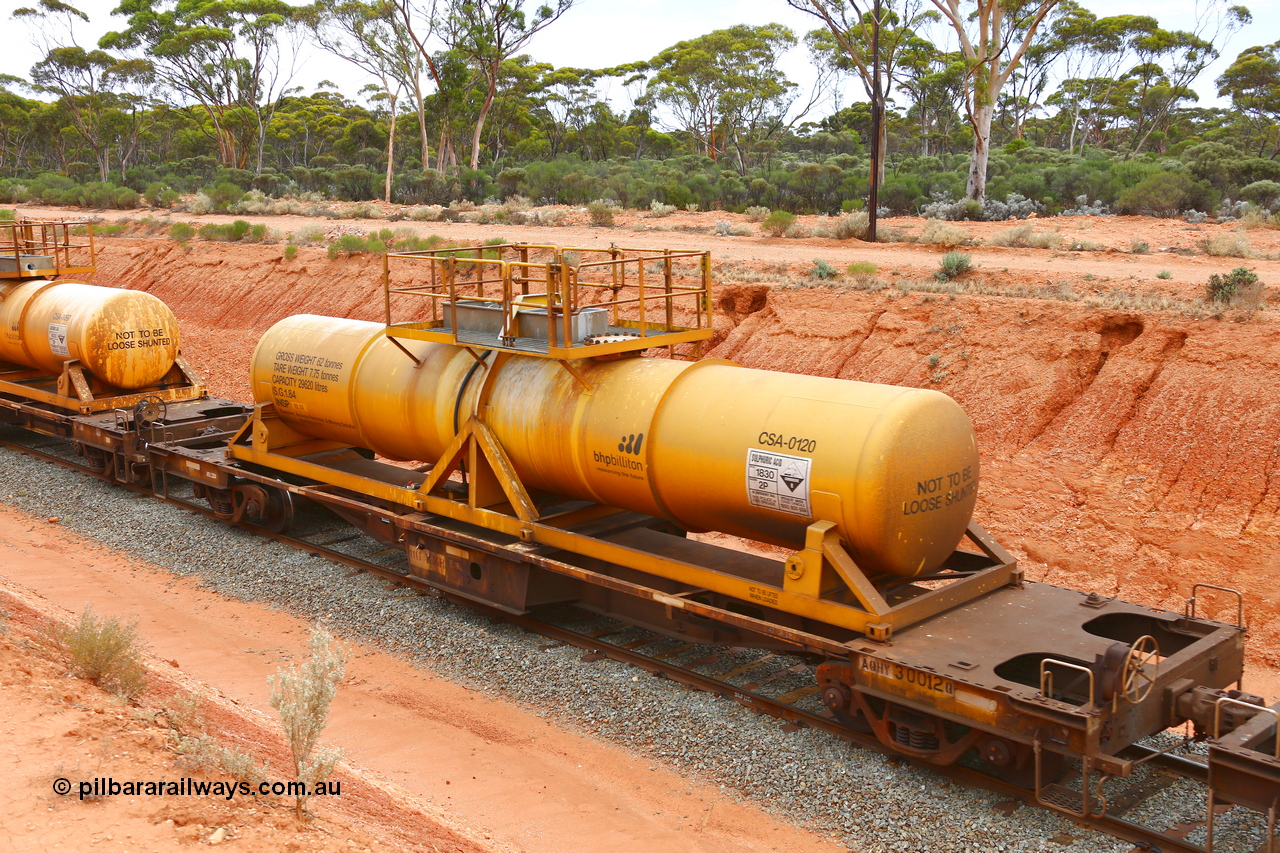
[780,461,805,492]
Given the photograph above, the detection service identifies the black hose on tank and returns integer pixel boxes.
[452,350,492,436]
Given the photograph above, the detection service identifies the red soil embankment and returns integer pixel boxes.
[93,238,1280,664]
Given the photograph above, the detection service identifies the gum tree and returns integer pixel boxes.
[102,0,302,171]
[927,0,1062,203]
[442,0,574,170]
[646,23,804,172]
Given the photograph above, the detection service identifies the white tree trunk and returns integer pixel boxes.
[966,102,994,202]
[385,97,397,203]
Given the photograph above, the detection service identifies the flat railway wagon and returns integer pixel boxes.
[2,220,1278,847]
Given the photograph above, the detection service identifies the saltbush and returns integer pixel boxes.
[935,250,972,281]
[1206,266,1260,305]
[810,258,839,279]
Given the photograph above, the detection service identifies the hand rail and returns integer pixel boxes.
[1187,583,1244,628]
[1039,658,1096,711]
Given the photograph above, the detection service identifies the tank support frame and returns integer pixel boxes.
[229,400,1020,642]
[0,353,206,414]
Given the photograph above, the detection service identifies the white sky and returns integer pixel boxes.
[5,0,1279,120]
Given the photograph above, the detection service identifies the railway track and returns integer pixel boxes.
[0,427,1272,853]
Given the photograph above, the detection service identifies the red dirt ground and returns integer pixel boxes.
[0,506,842,853]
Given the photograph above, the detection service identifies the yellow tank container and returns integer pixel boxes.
[252,315,981,577]
[0,279,181,389]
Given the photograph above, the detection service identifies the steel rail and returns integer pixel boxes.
[0,431,1230,853]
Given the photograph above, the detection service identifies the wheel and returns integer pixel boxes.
[975,735,1067,788]
[820,681,873,733]
[237,484,295,533]
[1122,635,1160,704]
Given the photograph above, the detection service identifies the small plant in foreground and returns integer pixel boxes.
[810,258,838,280]
[284,244,298,260]
[1130,239,1150,254]
[1206,266,1260,306]
[846,260,878,284]
[270,627,346,818]
[1157,270,1172,280]
[54,607,148,699]
[935,250,972,282]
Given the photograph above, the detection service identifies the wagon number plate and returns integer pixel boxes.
[860,656,955,696]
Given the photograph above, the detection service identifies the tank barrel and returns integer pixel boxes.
[252,314,980,577]
[0,280,181,390]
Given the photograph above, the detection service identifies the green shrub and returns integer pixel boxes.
[1206,266,1260,305]
[0,209,13,221]
[284,244,298,260]
[326,234,389,258]
[587,199,616,227]
[248,223,267,243]
[810,258,839,279]
[1157,270,1172,279]
[1239,180,1280,208]
[144,181,168,206]
[196,220,252,242]
[935,250,972,281]
[1131,239,1150,254]
[202,181,246,212]
[53,608,148,699]
[846,260,877,279]
[169,221,195,241]
[113,187,142,209]
[762,209,796,237]
[1115,171,1216,217]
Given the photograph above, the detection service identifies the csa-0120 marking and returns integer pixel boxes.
[860,656,955,696]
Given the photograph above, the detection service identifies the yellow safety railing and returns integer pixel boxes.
[380,242,712,358]
[0,218,96,280]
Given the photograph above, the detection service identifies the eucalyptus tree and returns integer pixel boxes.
[102,0,303,172]
[793,0,934,182]
[1217,41,1280,158]
[441,0,574,170]
[894,40,966,156]
[1042,7,1156,154]
[924,0,1062,202]
[14,0,156,180]
[1122,1,1250,155]
[306,0,421,200]
[646,23,804,173]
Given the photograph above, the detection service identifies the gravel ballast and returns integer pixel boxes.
[2,443,1262,853]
